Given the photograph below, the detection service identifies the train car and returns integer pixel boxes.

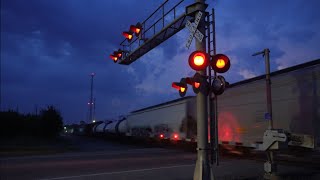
[218,59,319,150]
[126,97,197,141]
[124,59,319,150]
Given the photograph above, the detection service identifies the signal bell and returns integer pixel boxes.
[211,75,228,95]
[211,54,231,73]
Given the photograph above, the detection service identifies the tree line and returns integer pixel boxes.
[0,106,63,138]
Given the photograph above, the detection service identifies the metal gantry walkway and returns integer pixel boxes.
[119,0,193,65]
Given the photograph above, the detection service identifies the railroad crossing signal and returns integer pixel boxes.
[186,73,209,95]
[172,52,231,97]
[185,11,204,49]
[211,54,231,73]
[188,50,209,71]
[172,78,188,97]
[130,22,143,37]
[122,31,133,42]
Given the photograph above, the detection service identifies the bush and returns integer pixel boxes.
[0,106,63,138]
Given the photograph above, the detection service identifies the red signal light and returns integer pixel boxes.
[211,54,231,73]
[110,54,118,63]
[122,31,133,42]
[114,49,123,58]
[160,134,164,138]
[172,78,188,97]
[173,133,179,139]
[194,82,200,88]
[130,23,142,36]
[188,51,209,71]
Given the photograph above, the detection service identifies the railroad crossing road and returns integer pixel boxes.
[1,136,319,180]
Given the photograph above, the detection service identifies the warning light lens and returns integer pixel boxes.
[194,82,200,88]
[131,27,141,34]
[189,51,209,71]
[216,59,226,69]
[174,134,178,139]
[180,87,186,92]
[115,52,122,58]
[110,55,118,61]
[122,31,133,41]
[211,54,230,73]
[160,134,164,138]
[194,53,205,66]
[130,23,143,36]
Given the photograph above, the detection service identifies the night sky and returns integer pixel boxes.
[1,0,319,124]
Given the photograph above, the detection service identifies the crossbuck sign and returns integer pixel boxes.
[185,11,204,49]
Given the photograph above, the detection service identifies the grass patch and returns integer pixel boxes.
[0,135,77,157]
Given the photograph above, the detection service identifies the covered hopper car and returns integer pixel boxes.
[92,59,320,151]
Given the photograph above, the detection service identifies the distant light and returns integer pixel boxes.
[91,72,96,76]
[160,134,164,138]
[174,134,178,139]
[93,120,96,123]
[64,127,67,130]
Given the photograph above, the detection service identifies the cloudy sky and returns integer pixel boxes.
[1,0,319,124]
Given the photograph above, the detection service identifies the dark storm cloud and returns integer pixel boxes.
[1,0,171,123]
[1,0,320,123]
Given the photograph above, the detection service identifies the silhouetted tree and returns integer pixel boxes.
[0,110,23,137]
[39,106,63,137]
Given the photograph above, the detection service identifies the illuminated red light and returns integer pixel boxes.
[130,25,141,34]
[188,51,209,71]
[114,51,122,58]
[110,54,118,61]
[216,59,226,69]
[160,134,164,138]
[180,87,186,93]
[172,83,180,90]
[130,23,142,36]
[193,53,205,66]
[122,31,133,41]
[211,54,231,73]
[174,134,178,139]
[194,82,200,88]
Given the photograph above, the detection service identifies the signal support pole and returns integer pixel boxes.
[88,73,95,123]
[193,0,214,180]
[253,49,277,179]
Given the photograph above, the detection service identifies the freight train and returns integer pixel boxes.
[82,59,320,152]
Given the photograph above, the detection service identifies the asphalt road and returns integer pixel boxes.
[0,135,196,180]
[1,135,319,180]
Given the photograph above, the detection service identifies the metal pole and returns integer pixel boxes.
[205,10,213,165]
[89,73,95,123]
[193,0,213,179]
[211,8,219,166]
[264,49,273,129]
[252,49,276,179]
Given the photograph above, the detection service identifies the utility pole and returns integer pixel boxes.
[193,0,214,179]
[88,72,95,123]
[252,49,277,179]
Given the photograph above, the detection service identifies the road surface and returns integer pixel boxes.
[1,135,319,180]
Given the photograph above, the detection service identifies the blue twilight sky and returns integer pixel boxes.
[1,0,320,124]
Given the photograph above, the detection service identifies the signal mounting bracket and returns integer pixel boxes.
[185,2,208,17]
